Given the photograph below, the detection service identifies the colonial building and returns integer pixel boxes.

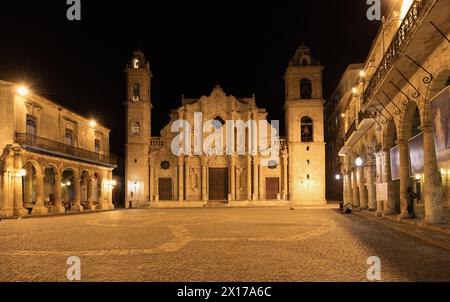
[125,45,326,208]
[325,64,364,202]
[0,81,117,218]
[326,0,450,223]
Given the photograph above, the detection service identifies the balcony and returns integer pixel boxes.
[150,137,165,152]
[363,0,449,110]
[363,0,433,106]
[338,111,375,156]
[15,133,117,167]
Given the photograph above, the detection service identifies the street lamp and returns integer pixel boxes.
[89,119,97,128]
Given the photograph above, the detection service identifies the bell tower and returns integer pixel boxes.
[284,44,326,205]
[125,50,152,208]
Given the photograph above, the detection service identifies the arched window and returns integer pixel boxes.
[131,121,140,136]
[133,83,140,101]
[300,79,312,99]
[301,117,313,142]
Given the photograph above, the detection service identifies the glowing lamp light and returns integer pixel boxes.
[341,113,346,118]
[18,168,27,177]
[355,155,363,167]
[66,181,71,186]
[335,174,341,181]
[17,86,29,96]
[359,70,366,78]
[415,174,422,181]
[352,87,358,94]
[89,120,97,128]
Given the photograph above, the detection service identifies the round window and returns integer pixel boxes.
[160,161,170,170]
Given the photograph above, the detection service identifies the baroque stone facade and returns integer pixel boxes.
[325,0,450,224]
[125,46,326,208]
[0,81,116,218]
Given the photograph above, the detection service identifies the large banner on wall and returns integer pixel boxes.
[409,133,424,176]
[430,86,450,168]
[390,146,400,181]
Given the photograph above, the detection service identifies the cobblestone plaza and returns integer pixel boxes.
[0,207,449,282]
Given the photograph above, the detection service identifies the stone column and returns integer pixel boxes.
[154,162,159,202]
[351,169,360,208]
[398,140,410,218]
[421,124,444,224]
[33,173,48,214]
[366,160,377,211]
[382,150,396,215]
[13,151,27,217]
[72,176,83,212]
[52,176,65,213]
[201,157,208,202]
[149,159,154,202]
[229,156,235,201]
[252,157,259,201]
[375,152,383,215]
[178,156,184,202]
[247,155,252,200]
[87,176,96,211]
[282,153,288,200]
[358,166,368,210]
[107,171,114,209]
[185,157,190,201]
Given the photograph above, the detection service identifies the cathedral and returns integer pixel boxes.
[125,45,326,208]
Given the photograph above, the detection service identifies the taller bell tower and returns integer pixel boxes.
[284,44,326,205]
[125,50,152,208]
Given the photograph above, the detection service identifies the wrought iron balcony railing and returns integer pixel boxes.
[15,133,118,166]
[363,0,430,105]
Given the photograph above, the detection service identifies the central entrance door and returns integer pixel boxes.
[209,168,228,201]
[266,177,279,200]
[158,178,173,201]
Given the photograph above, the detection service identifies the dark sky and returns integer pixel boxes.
[0,0,386,159]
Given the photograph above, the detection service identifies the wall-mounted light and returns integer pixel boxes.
[415,174,422,181]
[89,119,97,128]
[352,87,358,94]
[66,181,71,186]
[18,168,27,177]
[17,86,29,96]
[355,155,363,167]
[359,70,366,78]
[335,174,341,180]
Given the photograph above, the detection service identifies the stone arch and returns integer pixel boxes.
[426,68,450,101]
[399,101,421,142]
[61,167,79,210]
[42,163,60,207]
[92,170,103,204]
[383,119,398,149]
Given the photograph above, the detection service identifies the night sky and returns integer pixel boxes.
[0,0,386,161]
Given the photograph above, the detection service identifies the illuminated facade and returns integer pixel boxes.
[0,81,116,218]
[326,0,450,223]
[125,46,326,208]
